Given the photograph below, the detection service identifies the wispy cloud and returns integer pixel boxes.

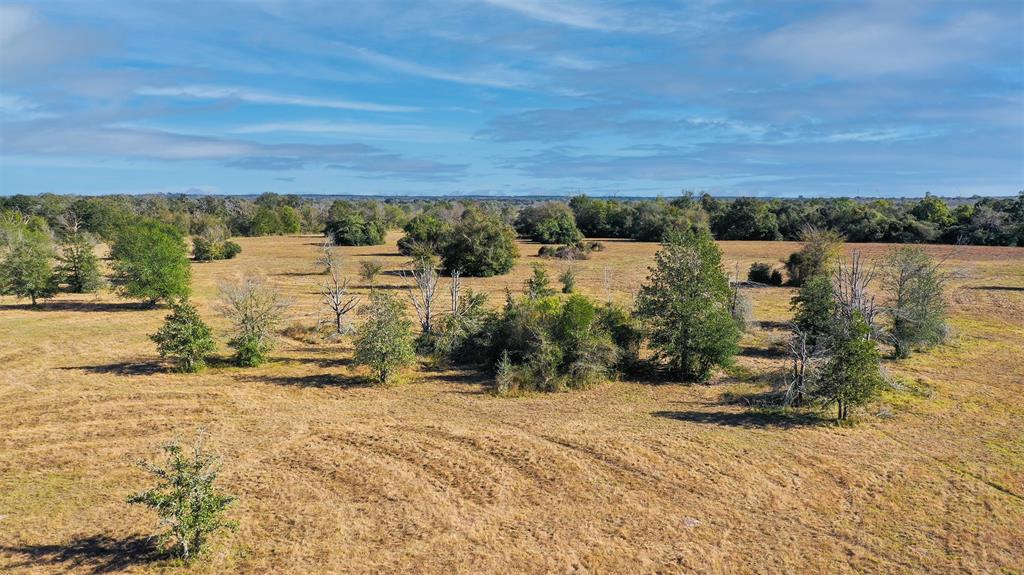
[229,120,467,142]
[2,121,466,180]
[475,0,620,31]
[135,85,419,112]
[342,44,537,89]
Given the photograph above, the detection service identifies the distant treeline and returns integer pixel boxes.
[1,191,1022,246]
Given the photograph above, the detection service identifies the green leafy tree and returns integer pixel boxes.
[515,202,583,244]
[785,226,842,286]
[354,290,416,385]
[278,206,301,234]
[217,273,289,367]
[441,207,519,277]
[150,301,217,372]
[324,202,386,246]
[128,433,236,563]
[790,273,838,347]
[57,232,103,293]
[816,312,885,421]
[397,213,452,257]
[111,220,191,305]
[359,260,385,285]
[881,246,948,358]
[0,225,58,306]
[635,228,740,381]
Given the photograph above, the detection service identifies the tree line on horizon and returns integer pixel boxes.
[2,190,1022,249]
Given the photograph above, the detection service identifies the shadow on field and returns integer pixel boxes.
[1,534,160,574]
[244,372,373,388]
[652,409,823,429]
[1,301,152,313]
[274,271,322,277]
[738,345,788,359]
[970,285,1024,292]
[60,361,164,376]
[756,320,792,331]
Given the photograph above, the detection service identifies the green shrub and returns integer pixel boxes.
[747,262,782,285]
[441,207,518,277]
[128,433,236,563]
[150,300,217,372]
[354,291,416,385]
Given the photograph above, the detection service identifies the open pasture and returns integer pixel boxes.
[1,234,1022,574]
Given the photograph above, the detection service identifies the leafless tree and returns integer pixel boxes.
[449,269,462,314]
[783,326,825,406]
[217,272,291,365]
[315,236,336,275]
[833,252,879,333]
[320,265,359,336]
[405,260,439,334]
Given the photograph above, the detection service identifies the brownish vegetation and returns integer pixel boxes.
[1,233,1022,574]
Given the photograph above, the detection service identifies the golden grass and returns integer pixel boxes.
[1,234,1022,574]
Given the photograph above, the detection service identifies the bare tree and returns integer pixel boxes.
[405,260,439,334]
[449,269,462,314]
[217,272,291,366]
[833,252,879,333]
[320,264,359,336]
[315,236,336,275]
[783,325,828,406]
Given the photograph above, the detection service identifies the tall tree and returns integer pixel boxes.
[0,225,58,306]
[57,232,103,293]
[110,220,191,305]
[816,312,885,421]
[635,228,740,381]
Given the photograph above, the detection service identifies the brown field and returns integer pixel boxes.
[1,233,1022,574]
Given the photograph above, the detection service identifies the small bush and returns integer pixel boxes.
[748,262,783,285]
[150,300,217,372]
[559,267,576,293]
[128,433,236,563]
[354,290,416,385]
[359,260,384,284]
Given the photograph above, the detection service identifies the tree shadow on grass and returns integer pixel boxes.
[652,409,824,429]
[59,361,164,376]
[242,372,374,388]
[274,271,322,277]
[0,301,153,313]
[738,345,788,359]
[1,534,160,574]
[969,285,1024,292]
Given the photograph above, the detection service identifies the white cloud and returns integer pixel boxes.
[135,85,420,112]
[755,9,1003,78]
[229,121,467,142]
[343,45,536,89]
[476,0,618,31]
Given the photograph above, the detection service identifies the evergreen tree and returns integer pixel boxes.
[57,233,103,293]
[524,264,555,299]
[150,300,217,372]
[635,228,740,381]
[790,273,838,347]
[817,312,885,421]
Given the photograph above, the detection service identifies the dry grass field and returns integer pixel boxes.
[1,233,1022,574]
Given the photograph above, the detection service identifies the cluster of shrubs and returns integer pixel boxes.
[537,241,605,260]
[396,206,520,276]
[746,262,785,285]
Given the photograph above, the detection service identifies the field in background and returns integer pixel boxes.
[1,233,1022,574]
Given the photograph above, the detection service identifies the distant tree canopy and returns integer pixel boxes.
[2,191,1022,249]
[440,207,519,277]
[110,219,191,305]
[324,201,388,246]
[515,201,583,245]
[397,213,452,257]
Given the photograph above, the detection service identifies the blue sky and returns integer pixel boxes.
[0,0,1022,197]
